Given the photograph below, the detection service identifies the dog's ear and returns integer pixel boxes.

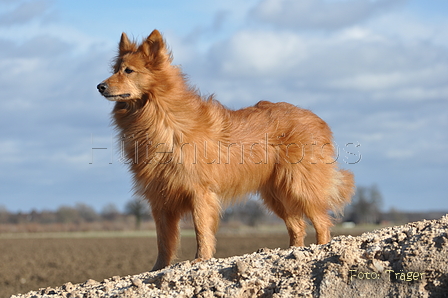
[119,33,136,55]
[141,30,166,62]
[147,30,164,54]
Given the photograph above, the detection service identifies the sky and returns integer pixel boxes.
[0,0,447,213]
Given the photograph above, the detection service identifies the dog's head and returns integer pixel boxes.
[97,30,171,101]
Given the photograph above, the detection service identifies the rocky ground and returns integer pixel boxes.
[12,215,448,298]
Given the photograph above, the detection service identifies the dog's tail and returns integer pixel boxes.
[328,169,355,216]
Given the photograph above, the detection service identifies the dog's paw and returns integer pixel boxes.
[191,258,204,265]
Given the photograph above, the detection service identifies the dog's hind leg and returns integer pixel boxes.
[260,190,307,247]
[191,191,220,261]
[305,208,332,244]
[284,215,307,247]
[151,208,182,271]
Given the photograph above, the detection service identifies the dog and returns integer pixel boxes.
[97,29,354,271]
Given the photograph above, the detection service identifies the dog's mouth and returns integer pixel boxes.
[104,94,131,101]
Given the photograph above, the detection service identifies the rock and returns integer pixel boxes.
[131,278,142,288]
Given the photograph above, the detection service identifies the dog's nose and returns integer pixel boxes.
[97,83,108,94]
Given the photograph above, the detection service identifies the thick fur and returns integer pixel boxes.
[97,30,355,271]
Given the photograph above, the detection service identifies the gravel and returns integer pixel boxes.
[12,215,448,297]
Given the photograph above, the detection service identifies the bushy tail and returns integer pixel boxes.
[329,169,355,217]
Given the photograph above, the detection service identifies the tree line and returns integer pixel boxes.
[0,198,270,229]
[0,201,149,226]
[1,185,444,229]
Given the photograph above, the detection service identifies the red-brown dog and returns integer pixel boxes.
[97,30,354,271]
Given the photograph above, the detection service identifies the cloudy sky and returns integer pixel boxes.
[1,0,447,213]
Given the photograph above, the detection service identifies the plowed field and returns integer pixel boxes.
[2,227,369,297]
[1,233,290,297]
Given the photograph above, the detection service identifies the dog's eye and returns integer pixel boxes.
[124,68,134,74]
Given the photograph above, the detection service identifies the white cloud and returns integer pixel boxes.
[249,0,408,30]
[199,20,448,105]
[0,0,52,26]
[210,30,308,77]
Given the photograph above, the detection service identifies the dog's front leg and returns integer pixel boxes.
[151,208,181,271]
[192,191,220,261]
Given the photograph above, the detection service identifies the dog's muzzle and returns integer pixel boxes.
[97,83,131,100]
[97,82,108,94]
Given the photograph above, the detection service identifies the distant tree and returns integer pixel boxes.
[9,211,25,224]
[346,185,383,224]
[39,210,57,224]
[0,206,9,223]
[388,207,406,224]
[125,197,150,230]
[222,199,266,226]
[102,203,121,221]
[76,203,98,222]
[56,206,80,223]
[244,200,266,226]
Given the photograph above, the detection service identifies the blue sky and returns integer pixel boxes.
[0,0,447,213]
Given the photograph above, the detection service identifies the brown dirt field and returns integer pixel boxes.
[1,233,292,297]
[1,228,367,297]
